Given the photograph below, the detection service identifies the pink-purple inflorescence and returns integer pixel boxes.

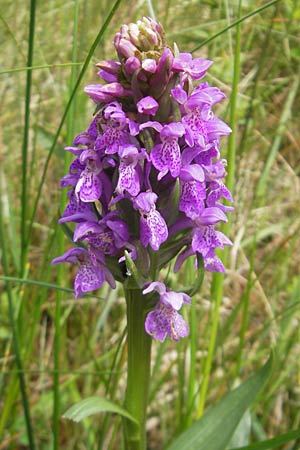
[52,17,233,342]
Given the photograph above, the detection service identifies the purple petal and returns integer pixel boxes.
[51,247,87,265]
[139,121,163,133]
[160,122,185,139]
[161,291,191,310]
[100,82,131,97]
[84,84,114,103]
[117,38,138,58]
[180,164,205,182]
[171,87,188,105]
[188,86,226,108]
[189,58,213,79]
[143,281,166,296]
[204,254,225,273]
[74,262,106,298]
[142,58,157,73]
[145,302,190,341]
[128,119,140,136]
[125,56,141,74]
[75,169,102,202]
[198,207,228,225]
[73,221,102,242]
[145,310,168,342]
[133,192,158,213]
[96,60,121,74]
[116,162,141,196]
[140,209,168,251]
[151,139,181,180]
[97,70,118,83]
[64,146,84,156]
[179,180,206,220]
[106,218,130,247]
[206,117,232,139]
[137,96,159,116]
[170,313,190,340]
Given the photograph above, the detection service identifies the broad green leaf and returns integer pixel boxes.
[63,396,139,425]
[227,410,251,449]
[165,355,273,450]
[229,428,300,450]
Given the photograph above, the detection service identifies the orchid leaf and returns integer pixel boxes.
[63,396,139,425]
[229,428,300,450]
[165,355,273,450]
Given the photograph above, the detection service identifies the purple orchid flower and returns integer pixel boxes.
[172,53,213,81]
[59,189,98,224]
[95,102,137,155]
[53,18,233,340]
[174,223,232,273]
[73,211,130,256]
[133,192,168,251]
[116,145,144,197]
[52,247,115,298]
[140,121,185,180]
[74,150,105,202]
[143,281,191,342]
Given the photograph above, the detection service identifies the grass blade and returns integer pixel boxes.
[0,276,73,293]
[166,355,272,450]
[192,0,281,52]
[255,72,300,202]
[229,429,300,450]
[0,62,83,75]
[20,0,37,275]
[53,0,81,446]
[0,176,35,449]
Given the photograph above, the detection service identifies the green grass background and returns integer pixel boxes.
[0,0,300,448]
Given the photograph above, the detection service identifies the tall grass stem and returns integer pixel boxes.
[20,0,36,275]
[191,0,280,52]
[196,0,242,418]
[0,174,35,449]
[53,2,81,445]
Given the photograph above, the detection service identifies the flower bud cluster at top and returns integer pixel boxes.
[52,17,233,342]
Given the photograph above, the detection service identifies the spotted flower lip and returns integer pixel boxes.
[143,282,191,342]
[133,192,168,251]
[51,247,115,298]
[116,145,144,196]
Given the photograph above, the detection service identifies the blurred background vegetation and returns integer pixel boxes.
[0,0,300,448]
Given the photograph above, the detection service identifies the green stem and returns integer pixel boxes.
[124,288,152,450]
